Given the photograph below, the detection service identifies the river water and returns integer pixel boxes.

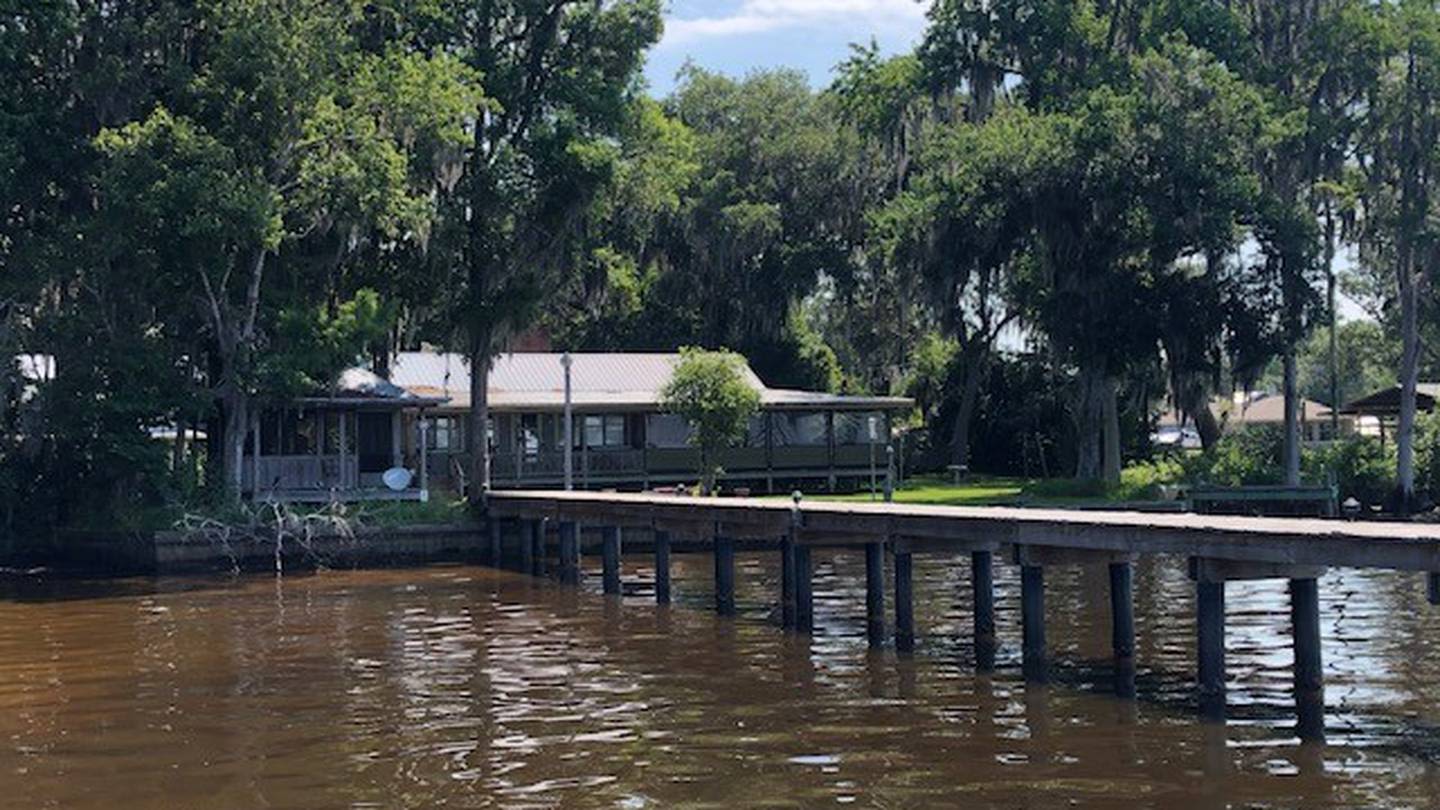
[3,551,1440,808]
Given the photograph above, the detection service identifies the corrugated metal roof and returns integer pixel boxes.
[385,351,911,412]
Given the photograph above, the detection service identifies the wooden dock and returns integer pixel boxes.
[485,489,1440,741]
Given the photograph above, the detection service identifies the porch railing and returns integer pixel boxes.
[246,455,352,492]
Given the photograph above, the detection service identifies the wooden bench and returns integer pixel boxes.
[1186,484,1338,518]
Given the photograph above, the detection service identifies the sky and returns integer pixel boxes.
[644,0,930,95]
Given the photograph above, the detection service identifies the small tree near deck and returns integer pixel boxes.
[660,348,761,495]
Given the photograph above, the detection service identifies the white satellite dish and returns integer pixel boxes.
[382,467,413,492]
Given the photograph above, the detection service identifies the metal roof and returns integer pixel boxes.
[297,367,449,407]
[385,351,912,412]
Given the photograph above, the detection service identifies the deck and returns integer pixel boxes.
[486,489,1440,571]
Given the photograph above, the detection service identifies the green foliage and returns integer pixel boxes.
[659,348,762,493]
[1303,436,1396,508]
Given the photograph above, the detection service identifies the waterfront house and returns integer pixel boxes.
[1155,392,1342,448]
[243,368,448,502]
[386,351,913,493]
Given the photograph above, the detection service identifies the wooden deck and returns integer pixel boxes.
[486,489,1440,571]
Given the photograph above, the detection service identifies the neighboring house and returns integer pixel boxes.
[386,351,913,493]
[243,368,448,502]
[1155,392,1342,448]
[1338,383,1440,443]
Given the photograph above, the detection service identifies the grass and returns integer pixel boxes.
[806,474,1172,509]
[821,475,1027,506]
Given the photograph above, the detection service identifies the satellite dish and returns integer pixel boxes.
[382,467,413,492]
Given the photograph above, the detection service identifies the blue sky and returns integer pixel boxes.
[644,0,930,96]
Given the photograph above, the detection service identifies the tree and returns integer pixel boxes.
[92,0,480,497]
[444,0,662,499]
[659,348,761,494]
[1354,0,1440,508]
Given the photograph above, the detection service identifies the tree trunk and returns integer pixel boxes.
[1397,249,1421,508]
[1283,349,1301,486]
[950,347,987,469]
[1075,364,1105,481]
[1102,376,1121,485]
[467,328,493,504]
[221,389,248,499]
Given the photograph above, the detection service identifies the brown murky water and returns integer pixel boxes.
[3,551,1440,808]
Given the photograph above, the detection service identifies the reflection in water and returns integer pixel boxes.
[2,553,1440,807]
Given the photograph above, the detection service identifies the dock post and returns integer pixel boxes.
[780,534,797,628]
[1196,579,1226,721]
[601,526,622,596]
[894,549,914,653]
[714,534,736,616]
[1428,573,1440,606]
[519,519,536,574]
[531,520,547,577]
[794,543,814,634]
[1290,577,1325,741]
[654,529,672,605]
[488,518,503,568]
[972,551,996,671]
[1020,564,1046,683]
[1109,561,1136,698]
[558,521,580,585]
[865,541,885,647]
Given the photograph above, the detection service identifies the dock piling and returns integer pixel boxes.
[1196,579,1226,721]
[972,551,996,671]
[1429,573,1440,606]
[1290,577,1325,741]
[715,535,736,616]
[601,526,622,595]
[487,519,502,568]
[558,521,580,585]
[894,549,914,653]
[1109,561,1136,698]
[1021,564,1047,683]
[654,529,672,604]
[794,543,814,634]
[519,519,537,574]
[865,541,885,647]
[531,520,547,577]
[780,535,797,628]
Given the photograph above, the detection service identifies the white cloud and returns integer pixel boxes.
[661,0,927,47]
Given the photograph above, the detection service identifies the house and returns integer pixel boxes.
[242,368,448,502]
[386,351,913,493]
[1155,392,1342,448]
[1338,383,1440,442]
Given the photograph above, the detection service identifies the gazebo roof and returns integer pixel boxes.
[1337,384,1440,417]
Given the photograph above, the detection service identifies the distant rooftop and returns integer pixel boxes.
[386,351,911,412]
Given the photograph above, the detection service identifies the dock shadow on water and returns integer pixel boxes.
[3,552,1440,808]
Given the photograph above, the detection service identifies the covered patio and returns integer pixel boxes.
[1337,383,1440,444]
[242,369,449,502]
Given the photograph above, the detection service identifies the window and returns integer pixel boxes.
[647,414,691,448]
[834,411,883,445]
[425,416,464,452]
[582,414,626,449]
[772,412,828,446]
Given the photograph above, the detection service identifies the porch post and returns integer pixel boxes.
[338,409,349,489]
[418,409,429,501]
[391,410,403,469]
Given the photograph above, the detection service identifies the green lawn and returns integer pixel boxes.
[802,474,1173,510]
[806,475,1027,506]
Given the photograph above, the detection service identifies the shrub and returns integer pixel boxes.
[1302,435,1395,508]
[1114,456,1188,500]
